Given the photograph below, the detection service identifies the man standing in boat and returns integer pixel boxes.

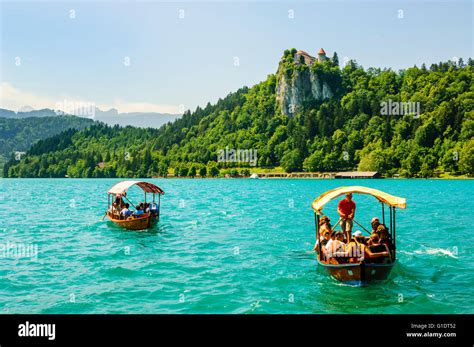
[337,193,356,242]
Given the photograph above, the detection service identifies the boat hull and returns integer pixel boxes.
[318,260,395,285]
[106,211,158,230]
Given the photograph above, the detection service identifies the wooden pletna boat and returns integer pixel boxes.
[105,180,164,230]
[312,186,406,285]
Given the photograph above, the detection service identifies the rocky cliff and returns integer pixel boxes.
[276,49,337,116]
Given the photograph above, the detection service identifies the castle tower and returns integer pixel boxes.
[317,48,327,62]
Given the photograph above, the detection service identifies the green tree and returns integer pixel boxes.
[303,150,324,172]
[458,139,474,175]
[179,164,189,177]
[188,164,197,178]
[207,161,220,177]
[157,162,168,177]
[332,52,339,66]
[199,166,207,177]
[281,149,303,172]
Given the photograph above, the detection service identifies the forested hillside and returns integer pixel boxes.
[5,50,474,178]
[0,115,94,174]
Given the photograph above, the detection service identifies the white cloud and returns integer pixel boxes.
[0,82,58,111]
[0,82,182,114]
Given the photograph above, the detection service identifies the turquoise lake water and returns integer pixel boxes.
[0,178,472,314]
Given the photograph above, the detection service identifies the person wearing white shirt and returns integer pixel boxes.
[326,231,345,258]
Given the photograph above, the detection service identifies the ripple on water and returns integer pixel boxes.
[0,178,473,313]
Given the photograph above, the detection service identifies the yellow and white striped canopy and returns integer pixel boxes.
[312,186,406,214]
[107,180,164,195]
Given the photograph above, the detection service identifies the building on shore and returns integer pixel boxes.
[254,172,336,179]
[335,171,380,179]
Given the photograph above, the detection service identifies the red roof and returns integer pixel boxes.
[318,48,326,55]
[108,180,165,195]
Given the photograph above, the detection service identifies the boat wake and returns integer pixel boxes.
[401,247,458,259]
[416,248,458,259]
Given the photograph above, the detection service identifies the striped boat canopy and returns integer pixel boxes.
[312,186,405,214]
[107,180,165,195]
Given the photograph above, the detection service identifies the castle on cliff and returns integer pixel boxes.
[294,48,328,65]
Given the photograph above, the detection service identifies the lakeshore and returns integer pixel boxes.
[159,171,471,179]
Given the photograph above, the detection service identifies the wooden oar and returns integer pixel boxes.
[330,217,342,232]
[122,195,137,210]
[353,219,371,235]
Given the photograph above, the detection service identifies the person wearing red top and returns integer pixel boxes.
[337,193,356,242]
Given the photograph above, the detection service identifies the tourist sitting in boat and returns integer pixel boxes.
[136,202,151,213]
[121,203,133,218]
[367,233,378,246]
[379,223,389,232]
[321,231,331,249]
[320,216,331,233]
[313,216,331,251]
[337,193,356,243]
[353,230,368,245]
[364,234,390,263]
[345,231,364,262]
[326,231,346,261]
[148,202,159,214]
[114,194,122,205]
[378,227,392,245]
[314,230,331,253]
[134,203,145,216]
[379,228,395,259]
[371,217,380,233]
[113,193,125,212]
[374,224,389,237]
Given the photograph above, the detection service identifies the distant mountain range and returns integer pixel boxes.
[0,107,182,129]
[0,108,59,119]
[92,108,181,128]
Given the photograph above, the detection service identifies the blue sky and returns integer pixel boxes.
[0,0,472,113]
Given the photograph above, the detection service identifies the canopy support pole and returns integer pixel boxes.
[382,202,385,225]
[158,194,161,220]
[389,206,393,235]
[393,208,396,261]
[315,213,320,261]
